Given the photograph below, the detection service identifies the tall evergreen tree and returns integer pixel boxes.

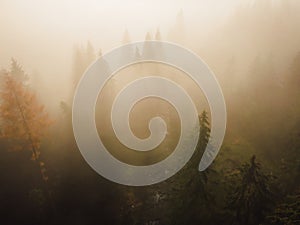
[227,155,274,225]
[168,9,185,44]
[167,110,212,225]
[155,28,162,41]
[70,42,97,101]
[199,110,210,148]
[143,32,154,58]
[86,41,95,65]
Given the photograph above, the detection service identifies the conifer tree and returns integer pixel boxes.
[122,29,131,44]
[71,42,97,97]
[199,110,210,147]
[155,28,162,41]
[228,155,273,225]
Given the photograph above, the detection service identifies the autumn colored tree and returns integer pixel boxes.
[0,65,56,216]
[0,60,54,203]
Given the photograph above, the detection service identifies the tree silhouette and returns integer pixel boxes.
[165,110,212,225]
[155,28,162,41]
[228,155,274,225]
[122,29,131,44]
[71,42,97,98]
[10,58,28,84]
[199,110,210,147]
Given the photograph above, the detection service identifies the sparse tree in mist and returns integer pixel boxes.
[155,28,162,41]
[145,31,152,41]
[168,9,185,44]
[122,29,131,44]
[142,32,154,58]
[71,42,97,95]
[72,45,85,88]
[10,57,28,84]
[86,41,96,65]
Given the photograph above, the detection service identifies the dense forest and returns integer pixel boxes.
[0,1,300,225]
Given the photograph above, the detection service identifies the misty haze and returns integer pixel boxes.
[0,0,300,224]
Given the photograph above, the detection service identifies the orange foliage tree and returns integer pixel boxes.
[0,69,52,181]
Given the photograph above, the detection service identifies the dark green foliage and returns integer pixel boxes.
[265,188,300,225]
[199,110,210,147]
[227,155,274,225]
[112,110,213,225]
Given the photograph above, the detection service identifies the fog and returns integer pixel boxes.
[1,1,300,224]
[1,0,300,172]
[0,0,240,108]
[1,0,300,131]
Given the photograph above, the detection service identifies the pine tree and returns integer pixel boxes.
[155,28,162,41]
[199,110,210,147]
[167,110,212,225]
[168,9,185,44]
[71,45,85,91]
[143,32,154,58]
[122,29,131,44]
[71,42,97,98]
[228,155,274,225]
[86,41,95,65]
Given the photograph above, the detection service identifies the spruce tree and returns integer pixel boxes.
[228,155,273,225]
